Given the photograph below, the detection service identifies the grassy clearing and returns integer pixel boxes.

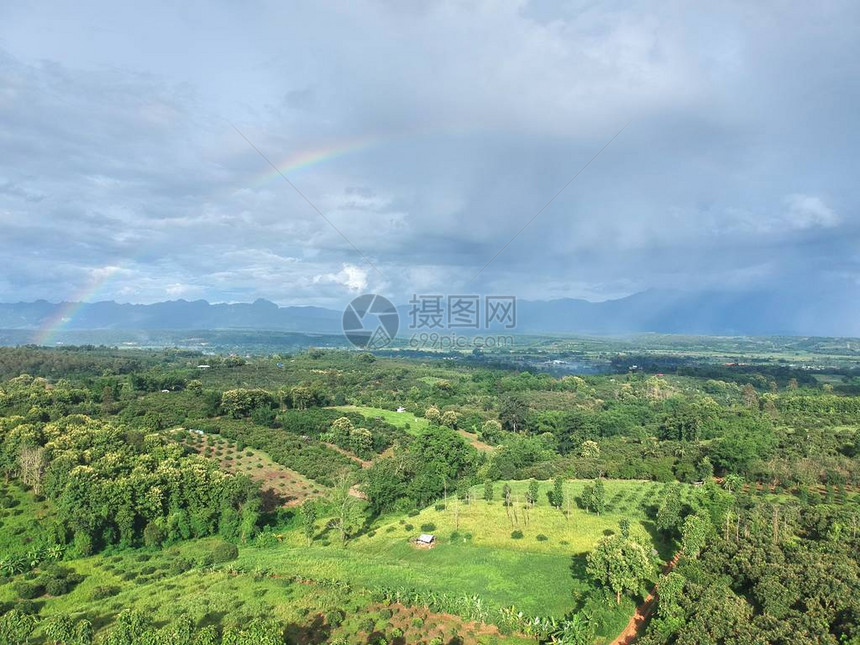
[175,430,327,507]
[360,482,664,557]
[329,405,431,436]
[240,539,580,618]
[329,405,495,452]
[244,479,675,625]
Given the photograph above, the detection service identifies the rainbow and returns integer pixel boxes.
[33,134,384,344]
[34,266,123,345]
[246,134,381,186]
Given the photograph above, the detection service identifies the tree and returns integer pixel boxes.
[330,474,366,545]
[44,616,74,645]
[722,473,745,493]
[681,513,710,559]
[695,456,714,481]
[348,427,373,456]
[361,457,407,514]
[742,384,759,408]
[424,406,442,425]
[499,395,529,433]
[655,571,686,623]
[580,440,600,458]
[483,480,494,501]
[549,477,565,509]
[406,426,475,505]
[711,417,777,474]
[480,419,503,444]
[440,410,459,429]
[0,609,37,645]
[656,485,683,535]
[143,520,165,547]
[74,620,94,645]
[593,479,605,515]
[587,535,655,604]
[526,479,539,507]
[299,500,317,546]
[289,385,314,410]
[329,417,354,444]
[18,445,46,496]
[582,478,606,515]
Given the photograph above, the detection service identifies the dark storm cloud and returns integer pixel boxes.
[0,0,858,308]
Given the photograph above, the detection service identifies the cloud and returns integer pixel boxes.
[783,194,840,230]
[0,1,857,310]
[316,265,369,293]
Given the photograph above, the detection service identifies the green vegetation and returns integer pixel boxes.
[0,341,858,643]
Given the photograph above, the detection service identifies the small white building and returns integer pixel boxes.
[416,533,435,545]
[396,406,406,413]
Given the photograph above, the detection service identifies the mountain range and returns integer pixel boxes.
[2,287,858,339]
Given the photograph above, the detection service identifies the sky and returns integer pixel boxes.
[0,0,858,308]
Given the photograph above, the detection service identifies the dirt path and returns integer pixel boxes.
[322,441,372,468]
[611,553,680,645]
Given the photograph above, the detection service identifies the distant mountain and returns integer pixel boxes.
[0,298,343,334]
[515,287,860,337]
[2,287,859,338]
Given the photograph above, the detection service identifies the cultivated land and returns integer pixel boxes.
[177,430,326,508]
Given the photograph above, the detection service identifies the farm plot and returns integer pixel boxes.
[175,430,326,507]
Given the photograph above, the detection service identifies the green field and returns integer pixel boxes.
[329,405,432,435]
[236,478,677,641]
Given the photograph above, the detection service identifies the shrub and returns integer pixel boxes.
[13,581,42,599]
[15,600,40,615]
[510,530,524,539]
[143,522,165,547]
[326,609,345,627]
[169,557,193,575]
[89,585,120,600]
[45,578,70,596]
[407,510,420,517]
[536,534,549,542]
[404,524,414,532]
[196,553,215,568]
[420,523,436,532]
[212,542,239,563]
[434,503,446,511]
